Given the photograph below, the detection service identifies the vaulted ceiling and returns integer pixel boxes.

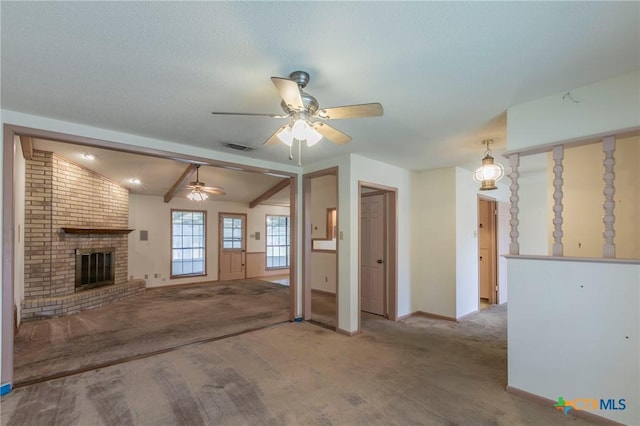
[2,2,638,172]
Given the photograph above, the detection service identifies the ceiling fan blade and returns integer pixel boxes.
[312,122,352,145]
[271,77,304,110]
[202,187,226,195]
[263,125,288,146]
[316,103,383,120]
[211,111,287,118]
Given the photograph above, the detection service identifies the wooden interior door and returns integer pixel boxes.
[219,213,246,281]
[478,198,497,304]
[360,193,385,316]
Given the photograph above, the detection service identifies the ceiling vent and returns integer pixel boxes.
[223,142,255,152]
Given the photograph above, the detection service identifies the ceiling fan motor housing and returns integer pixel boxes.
[288,70,310,88]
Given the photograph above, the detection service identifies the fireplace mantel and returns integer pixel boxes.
[62,227,134,235]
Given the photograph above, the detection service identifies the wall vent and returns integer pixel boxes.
[223,142,255,152]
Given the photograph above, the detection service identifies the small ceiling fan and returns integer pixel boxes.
[212,70,383,149]
[185,165,225,201]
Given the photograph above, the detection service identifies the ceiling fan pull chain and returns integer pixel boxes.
[288,144,293,161]
[298,140,302,167]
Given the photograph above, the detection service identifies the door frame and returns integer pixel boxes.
[218,212,248,281]
[477,195,498,306]
[302,167,339,328]
[358,181,398,330]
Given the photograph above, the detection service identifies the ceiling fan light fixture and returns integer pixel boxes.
[277,126,294,146]
[187,188,209,201]
[473,139,504,191]
[291,118,323,146]
[291,119,310,140]
[305,127,323,147]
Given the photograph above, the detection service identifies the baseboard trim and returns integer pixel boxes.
[456,309,479,321]
[336,327,359,336]
[506,385,626,426]
[0,382,12,396]
[399,310,482,322]
[403,311,457,322]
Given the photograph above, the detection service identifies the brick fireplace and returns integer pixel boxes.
[22,150,144,320]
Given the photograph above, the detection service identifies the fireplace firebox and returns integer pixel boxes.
[75,248,115,290]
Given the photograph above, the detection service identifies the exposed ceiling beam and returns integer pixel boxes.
[20,135,33,160]
[249,178,290,208]
[163,163,198,203]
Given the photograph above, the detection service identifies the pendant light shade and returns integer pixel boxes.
[473,139,504,190]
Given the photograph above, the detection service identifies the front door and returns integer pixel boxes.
[360,193,385,316]
[219,213,246,281]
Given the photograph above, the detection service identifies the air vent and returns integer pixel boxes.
[223,142,255,152]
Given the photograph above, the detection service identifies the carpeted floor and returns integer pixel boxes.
[2,299,597,425]
[12,279,290,385]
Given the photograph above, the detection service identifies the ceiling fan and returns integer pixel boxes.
[185,165,225,201]
[212,70,383,150]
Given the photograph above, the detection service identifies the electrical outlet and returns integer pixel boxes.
[325,276,328,282]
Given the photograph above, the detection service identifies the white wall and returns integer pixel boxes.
[507,71,640,151]
[506,72,640,424]
[12,137,25,327]
[508,258,639,425]
[349,154,412,322]
[129,194,289,287]
[304,154,412,332]
[310,253,336,294]
[455,168,480,318]
[411,167,457,318]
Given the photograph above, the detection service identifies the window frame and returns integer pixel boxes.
[170,209,207,279]
[265,214,290,270]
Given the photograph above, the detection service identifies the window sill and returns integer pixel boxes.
[169,273,207,280]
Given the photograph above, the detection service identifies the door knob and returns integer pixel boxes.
[377,259,383,264]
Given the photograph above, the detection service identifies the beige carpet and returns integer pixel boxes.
[2,303,597,425]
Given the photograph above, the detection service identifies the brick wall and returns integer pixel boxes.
[23,150,141,319]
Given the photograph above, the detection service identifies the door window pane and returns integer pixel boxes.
[222,215,243,249]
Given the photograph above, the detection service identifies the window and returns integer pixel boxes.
[171,210,206,277]
[266,215,290,269]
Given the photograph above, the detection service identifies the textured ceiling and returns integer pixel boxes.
[2,2,639,172]
[32,138,291,205]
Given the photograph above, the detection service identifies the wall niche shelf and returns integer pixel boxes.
[61,228,134,235]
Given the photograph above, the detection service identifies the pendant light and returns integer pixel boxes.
[473,139,504,191]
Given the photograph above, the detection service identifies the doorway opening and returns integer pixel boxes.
[302,167,338,330]
[2,124,298,390]
[358,182,398,330]
[478,196,497,309]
